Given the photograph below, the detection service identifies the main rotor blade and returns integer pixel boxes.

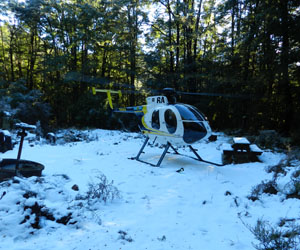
[177,91,252,99]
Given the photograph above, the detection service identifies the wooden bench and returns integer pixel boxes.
[222,137,263,164]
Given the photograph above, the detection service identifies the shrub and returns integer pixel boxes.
[249,219,300,250]
[85,173,121,204]
[266,160,287,179]
[0,81,51,132]
[248,180,278,202]
[285,179,300,200]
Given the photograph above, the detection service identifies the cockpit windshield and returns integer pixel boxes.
[174,104,206,121]
[174,104,208,143]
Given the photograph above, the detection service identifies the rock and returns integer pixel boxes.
[72,184,79,191]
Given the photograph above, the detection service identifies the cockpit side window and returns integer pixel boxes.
[164,109,177,134]
[151,110,160,129]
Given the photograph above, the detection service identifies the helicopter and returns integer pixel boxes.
[92,87,223,167]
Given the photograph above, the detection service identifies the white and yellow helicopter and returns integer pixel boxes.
[92,87,222,167]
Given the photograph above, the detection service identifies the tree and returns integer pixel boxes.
[0,0,298,134]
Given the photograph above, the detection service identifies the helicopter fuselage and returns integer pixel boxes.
[114,95,212,146]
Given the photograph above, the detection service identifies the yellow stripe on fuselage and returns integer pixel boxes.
[140,106,180,138]
[141,106,161,134]
[142,130,180,138]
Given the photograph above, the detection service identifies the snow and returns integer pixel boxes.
[233,137,250,144]
[0,129,298,250]
[3,111,11,117]
[0,130,11,137]
[249,144,263,153]
[15,122,37,130]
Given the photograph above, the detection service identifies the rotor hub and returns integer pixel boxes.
[162,88,177,104]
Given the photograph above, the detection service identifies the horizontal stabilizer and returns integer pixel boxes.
[91,88,122,109]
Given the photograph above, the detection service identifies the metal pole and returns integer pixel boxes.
[15,128,27,173]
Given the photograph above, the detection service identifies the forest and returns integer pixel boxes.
[0,0,299,142]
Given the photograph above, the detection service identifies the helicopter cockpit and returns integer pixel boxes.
[174,104,211,143]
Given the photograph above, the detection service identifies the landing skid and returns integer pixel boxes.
[130,137,224,167]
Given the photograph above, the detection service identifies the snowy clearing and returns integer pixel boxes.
[0,129,299,250]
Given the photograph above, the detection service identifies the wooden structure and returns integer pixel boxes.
[222,137,263,164]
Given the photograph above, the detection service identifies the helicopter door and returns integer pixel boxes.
[151,109,160,129]
[164,109,177,134]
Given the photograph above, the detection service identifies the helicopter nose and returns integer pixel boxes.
[182,121,211,144]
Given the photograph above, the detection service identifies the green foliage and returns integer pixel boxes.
[0,80,51,131]
[0,0,298,135]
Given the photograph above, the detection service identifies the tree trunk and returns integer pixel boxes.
[27,29,37,90]
[167,0,174,75]
[128,3,137,106]
[9,29,15,82]
[193,0,202,60]
[0,27,9,81]
[231,0,236,58]
[279,0,294,133]
[175,0,180,77]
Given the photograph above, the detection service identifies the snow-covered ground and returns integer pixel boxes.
[0,129,299,250]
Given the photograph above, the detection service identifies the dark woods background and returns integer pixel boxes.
[0,0,299,142]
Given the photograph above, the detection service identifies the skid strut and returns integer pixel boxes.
[134,137,173,167]
[188,145,224,166]
[131,137,224,167]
